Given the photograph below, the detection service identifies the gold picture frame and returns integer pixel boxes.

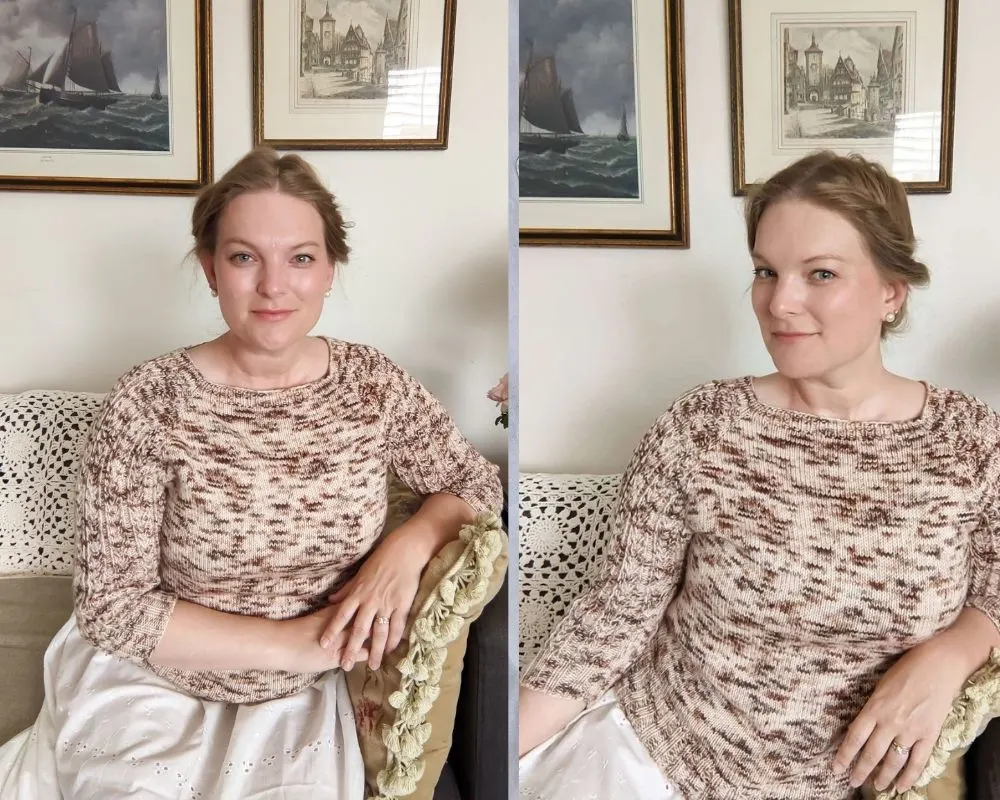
[729,0,959,195]
[253,0,457,151]
[0,0,213,195]
[518,0,689,248]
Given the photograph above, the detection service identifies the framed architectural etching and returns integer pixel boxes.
[729,0,959,195]
[0,0,213,195]
[518,0,690,248]
[253,0,456,150]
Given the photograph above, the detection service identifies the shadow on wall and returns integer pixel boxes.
[582,266,734,471]
[8,233,199,395]
[924,308,1000,401]
[402,251,508,470]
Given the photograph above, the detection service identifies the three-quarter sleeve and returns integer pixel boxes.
[967,458,1000,634]
[520,386,723,705]
[73,366,178,664]
[374,350,502,516]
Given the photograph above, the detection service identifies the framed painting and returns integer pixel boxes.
[730,0,959,195]
[518,0,689,248]
[0,0,213,195]
[253,0,456,150]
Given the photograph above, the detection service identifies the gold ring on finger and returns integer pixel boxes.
[374,615,390,625]
[890,740,911,757]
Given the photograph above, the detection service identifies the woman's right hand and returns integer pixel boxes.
[276,604,370,673]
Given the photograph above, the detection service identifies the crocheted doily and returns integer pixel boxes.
[517,472,621,671]
[0,391,104,576]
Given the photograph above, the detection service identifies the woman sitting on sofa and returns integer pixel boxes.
[518,151,1000,799]
[0,147,502,798]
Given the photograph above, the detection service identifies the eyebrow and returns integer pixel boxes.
[221,238,322,250]
[750,251,846,264]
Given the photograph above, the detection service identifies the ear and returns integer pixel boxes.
[198,250,217,293]
[882,278,907,315]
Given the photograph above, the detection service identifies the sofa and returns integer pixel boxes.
[0,390,506,800]
[517,472,999,799]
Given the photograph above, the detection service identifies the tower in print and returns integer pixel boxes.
[805,33,823,101]
[319,4,336,67]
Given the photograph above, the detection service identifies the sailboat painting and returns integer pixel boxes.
[0,0,170,152]
[519,0,639,200]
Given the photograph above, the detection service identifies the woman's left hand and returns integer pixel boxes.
[832,638,967,793]
[320,533,424,671]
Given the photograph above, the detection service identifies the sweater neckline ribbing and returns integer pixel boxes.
[174,336,338,406]
[739,375,938,436]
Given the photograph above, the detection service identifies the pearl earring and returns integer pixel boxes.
[210,288,218,298]
[324,289,331,298]
[884,311,897,324]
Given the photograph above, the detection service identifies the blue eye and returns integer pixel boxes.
[752,267,774,279]
[813,269,835,281]
[229,253,252,265]
[293,254,315,265]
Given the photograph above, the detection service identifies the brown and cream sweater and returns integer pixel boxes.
[522,377,1000,800]
[74,337,502,703]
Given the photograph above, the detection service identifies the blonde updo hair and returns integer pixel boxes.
[744,151,929,338]
[191,146,350,265]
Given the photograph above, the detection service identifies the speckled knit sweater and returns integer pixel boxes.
[74,337,503,703]
[521,377,1000,800]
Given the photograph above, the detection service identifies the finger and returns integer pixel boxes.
[893,738,934,793]
[833,716,877,775]
[328,582,352,603]
[849,725,894,789]
[386,609,407,654]
[872,737,915,792]
[341,606,376,670]
[320,597,360,649]
[368,612,391,669]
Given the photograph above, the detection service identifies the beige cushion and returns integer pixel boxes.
[347,514,508,800]
[860,755,965,799]
[0,576,74,743]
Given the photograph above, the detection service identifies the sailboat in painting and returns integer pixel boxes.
[151,67,163,101]
[519,44,584,154]
[34,9,123,110]
[1,49,35,98]
[616,104,630,143]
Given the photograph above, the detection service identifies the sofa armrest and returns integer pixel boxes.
[966,716,1000,798]
[449,573,508,800]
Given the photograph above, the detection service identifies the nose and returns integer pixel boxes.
[256,259,287,298]
[768,276,804,318]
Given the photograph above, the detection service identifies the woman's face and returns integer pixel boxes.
[200,190,335,354]
[750,199,903,381]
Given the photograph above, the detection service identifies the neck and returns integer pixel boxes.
[772,348,906,421]
[214,334,322,390]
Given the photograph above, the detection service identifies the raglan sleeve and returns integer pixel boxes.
[520,385,721,704]
[73,365,178,665]
[375,349,503,517]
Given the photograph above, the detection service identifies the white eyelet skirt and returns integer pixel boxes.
[0,617,365,799]
[519,693,682,800]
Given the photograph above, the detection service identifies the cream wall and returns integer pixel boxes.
[0,1,509,473]
[519,0,1000,474]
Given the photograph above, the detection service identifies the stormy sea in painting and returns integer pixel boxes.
[0,94,169,151]
[518,136,639,199]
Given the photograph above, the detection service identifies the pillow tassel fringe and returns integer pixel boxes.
[371,512,504,800]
